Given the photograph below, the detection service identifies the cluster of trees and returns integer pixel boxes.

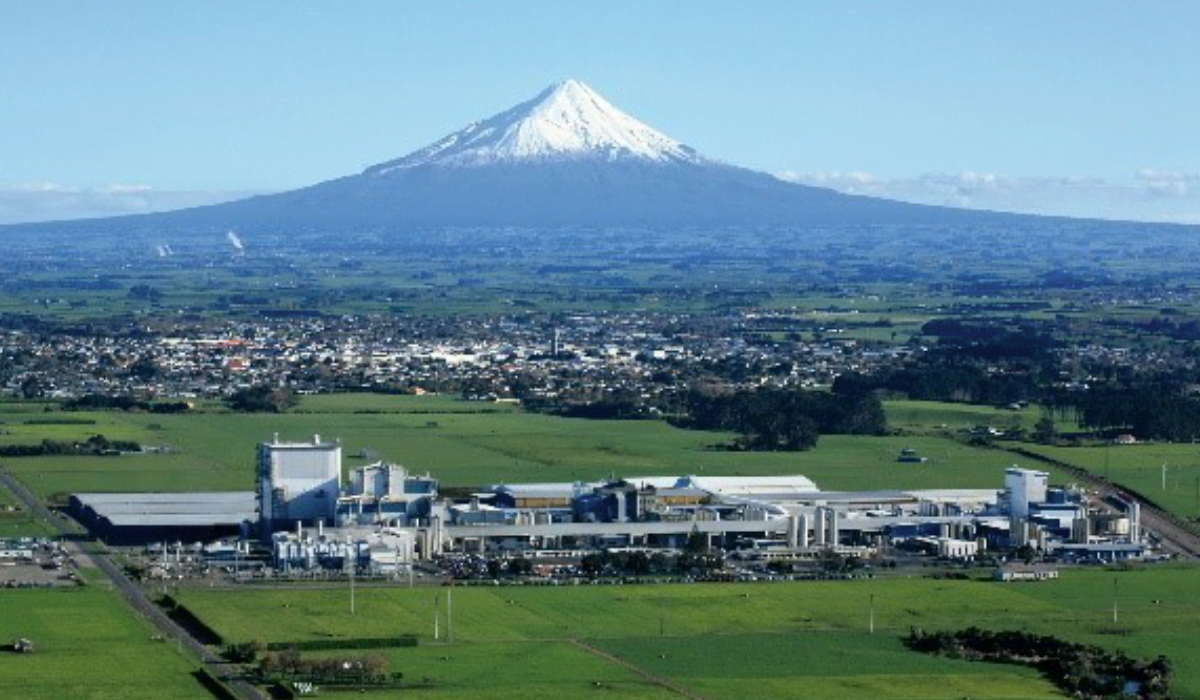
[1123,315,1200,342]
[257,649,396,686]
[1066,385,1200,442]
[127,284,162,301]
[550,396,651,420]
[486,557,534,578]
[680,387,886,451]
[766,550,878,575]
[226,385,296,413]
[905,627,1172,700]
[63,394,189,413]
[578,548,724,578]
[0,434,140,457]
[834,326,1057,406]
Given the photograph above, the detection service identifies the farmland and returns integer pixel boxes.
[2,394,1197,700]
[0,477,54,538]
[175,565,1200,699]
[2,395,1046,501]
[0,586,213,700]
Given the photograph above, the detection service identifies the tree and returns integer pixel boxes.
[128,284,162,301]
[362,653,388,683]
[626,551,650,576]
[1033,414,1058,445]
[128,356,158,380]
[580,553,603,578]
[684,528,708,555]
[508,557,533,577]
[19,375,44,399]
[226,385,296,413]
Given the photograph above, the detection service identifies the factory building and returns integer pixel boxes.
[1003,467,1048,520]
[63,429,1154,570]
[257,434,341,533]
[336,462,438,526]
[272,524,416,575]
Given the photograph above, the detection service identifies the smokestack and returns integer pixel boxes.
[296,521,303,540]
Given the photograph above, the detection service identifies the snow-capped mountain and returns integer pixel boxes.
[7,79,1028,233]
[368,79,705,172]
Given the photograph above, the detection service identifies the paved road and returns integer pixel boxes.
[0,466,267,700]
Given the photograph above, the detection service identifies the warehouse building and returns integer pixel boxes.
[69,492,255,545]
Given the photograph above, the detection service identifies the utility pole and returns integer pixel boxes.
[447,586,454,644]
[869,594,875,635]
[434,592,440,641]
[1112,577,1119,624]
[349,559,356,615]
[659,598,665,638]
[1162,463,1167,492]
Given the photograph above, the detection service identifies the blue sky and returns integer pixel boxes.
[2,1,1198,223]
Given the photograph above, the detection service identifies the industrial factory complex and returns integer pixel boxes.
[67,434,1153,577]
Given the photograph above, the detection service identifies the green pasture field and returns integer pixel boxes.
[1,395,1042,498]
[1015,442,1200,521]
[594,632,1056,700]
[884,400,1085,436]
[341,639,678,700]
[3,454,249,504]
[885,400,1039,434]
[177,566,1200,699]
[0,586,212,700]
[0,478,55,538]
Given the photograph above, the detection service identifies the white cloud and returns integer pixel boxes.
[94,183,155,194]
[0,183,263,225]
[1135,169,1200,199]
[777,169,1200,223]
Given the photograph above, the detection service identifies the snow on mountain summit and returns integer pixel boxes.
[367,79,705,173]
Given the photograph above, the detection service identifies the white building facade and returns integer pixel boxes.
[257,434,342,532]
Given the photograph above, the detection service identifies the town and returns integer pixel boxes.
[4,303,1196,416]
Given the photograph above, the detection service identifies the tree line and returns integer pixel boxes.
[0,434,141,457]
[256,648,397,687]
[63,394,190,413]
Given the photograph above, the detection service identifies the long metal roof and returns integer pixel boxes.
[73,491,256,527]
